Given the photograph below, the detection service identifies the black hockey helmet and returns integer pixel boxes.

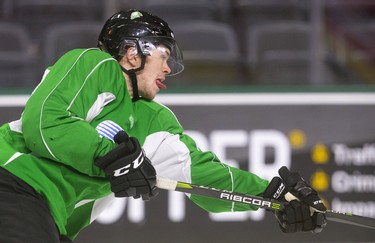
[98,9,184,76]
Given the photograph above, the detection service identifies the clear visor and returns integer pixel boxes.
[119,36,184,76]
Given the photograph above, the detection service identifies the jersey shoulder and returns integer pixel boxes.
[134,99,183,132]
[66,48,115,62]
[54,48,115,66]
[49,48,121,80]
[135,98,169,112]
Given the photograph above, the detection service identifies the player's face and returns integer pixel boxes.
[136,46,171,100]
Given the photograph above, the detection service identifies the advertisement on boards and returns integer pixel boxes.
[0,92,374,242]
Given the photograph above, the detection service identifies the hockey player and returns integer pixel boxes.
[0,10,326,242]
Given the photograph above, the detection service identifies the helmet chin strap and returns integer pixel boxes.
[120,55,146,102]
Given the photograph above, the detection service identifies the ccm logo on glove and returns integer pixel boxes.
[95,131,158,200]
[113,152,144,177]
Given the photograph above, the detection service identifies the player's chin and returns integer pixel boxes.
[142,90,158,101]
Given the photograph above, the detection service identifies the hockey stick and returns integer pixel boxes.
[116,132,375,230]
[156,177,375,230]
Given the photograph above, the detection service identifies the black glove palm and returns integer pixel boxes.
[95,131,158,200]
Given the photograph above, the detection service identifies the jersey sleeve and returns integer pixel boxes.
[186,136,269,212]
[131,100,269,213]
[21,49,130,176]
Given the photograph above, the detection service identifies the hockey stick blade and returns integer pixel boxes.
[156,177,375,230]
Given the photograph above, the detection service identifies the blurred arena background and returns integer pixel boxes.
[0,0,374,242]
[0,0,375,88]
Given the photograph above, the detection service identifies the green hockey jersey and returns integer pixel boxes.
[0,48,268,240]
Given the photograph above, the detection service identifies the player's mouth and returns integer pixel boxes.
[156,79,167,89]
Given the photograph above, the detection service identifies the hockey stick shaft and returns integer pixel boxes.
[156,177,375,230]
[118,134,374,229]
[157,176,284,210]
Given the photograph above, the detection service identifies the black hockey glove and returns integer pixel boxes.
[95,131,158,200]
[278,166,326,213]
[263,167,327,233]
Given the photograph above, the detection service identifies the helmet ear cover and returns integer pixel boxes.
[115,38,143,63]
[118,41,146,102]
